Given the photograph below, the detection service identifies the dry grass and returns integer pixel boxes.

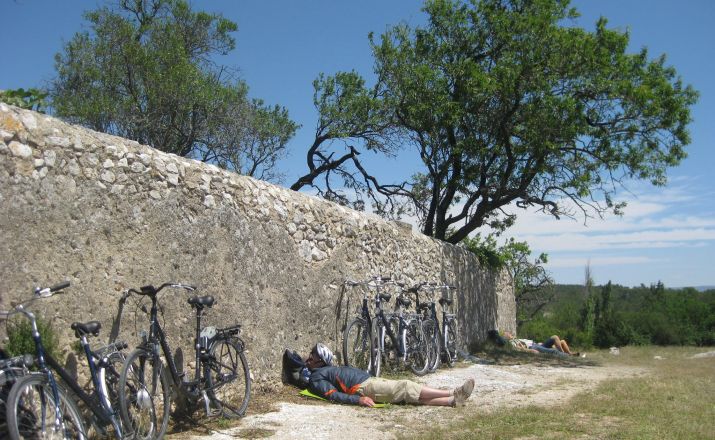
[413,346,715,440]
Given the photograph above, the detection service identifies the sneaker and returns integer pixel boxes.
[452,378,475,407]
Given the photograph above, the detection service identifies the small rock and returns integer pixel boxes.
[20,112,37,130]
[203,195,215,208]
[130,162,145,173]
[34,158,45,167]
[166,173,179,186]
[100,170,116,183]
[166,162,179,174]
[149,190,162,200]
[8,141,32,158]
[44,150,57,167]
[103,159,114,168]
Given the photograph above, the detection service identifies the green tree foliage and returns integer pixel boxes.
[0,88,48,112]
[51,0,297,181]
[367,0,697,243]
[525,282,715,347]
[463,235,553,324]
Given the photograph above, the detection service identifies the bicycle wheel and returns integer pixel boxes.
[406,319,430,376]
[372,322,383,377]
[99,351,124,414]
[205,337,251,418]
[444,319,459,367]
[342,318,373,372]
[7,373,88,440]
[118,348,170,440]
[422,318,440,373]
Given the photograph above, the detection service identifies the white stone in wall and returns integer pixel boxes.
[8,141,32,158]
[20,112,37,130]
[166,173,179,186]
[117,157,128,168]
[203,194,215,208]
[100,170,116,183]
[166,162,179,174]
[103,159,114,168]
[44,150,56,167]
[130,162,145,173]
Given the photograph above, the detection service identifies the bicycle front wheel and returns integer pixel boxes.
[444,319,459,367]
[7,373,88,440]
[118,348,170,440]
[342,318,373,372]
[406,319,430,376]
[205,338,251,418]
[422,318,440,373]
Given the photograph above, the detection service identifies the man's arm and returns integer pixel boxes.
[310,378,361,405]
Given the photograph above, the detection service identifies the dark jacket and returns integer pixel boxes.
[308,366,370,405]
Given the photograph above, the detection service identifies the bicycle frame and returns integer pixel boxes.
[6,285,125,438]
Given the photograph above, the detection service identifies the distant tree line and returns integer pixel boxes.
[519,282,715,347]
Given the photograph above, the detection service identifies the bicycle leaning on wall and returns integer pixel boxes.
[3,281,129,439]
[117,283,251,440]
[413,283,460,372]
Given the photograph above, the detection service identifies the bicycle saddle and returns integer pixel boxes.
[188,295,215,308]
[439,297,453,307]
[71,321,101,338]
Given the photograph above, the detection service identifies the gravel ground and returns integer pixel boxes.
[171,358,645,440]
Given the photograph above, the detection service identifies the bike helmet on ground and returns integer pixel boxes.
[312,343,334,366]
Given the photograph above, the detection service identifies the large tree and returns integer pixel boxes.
[289,71,412,215]
[369,0,697,243]
[51,0,297,181]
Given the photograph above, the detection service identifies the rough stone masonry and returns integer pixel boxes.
[0,103,515,389]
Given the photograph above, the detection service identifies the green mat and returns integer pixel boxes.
[299,389,389,408]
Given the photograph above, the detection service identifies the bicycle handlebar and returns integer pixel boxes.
[126,282,196,297]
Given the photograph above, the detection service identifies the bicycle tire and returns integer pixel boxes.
[99,351,124,416]
[372,322,383,377]
[6,373,88,440]
[205,337,251,418]
[422,318,440,373]
[406,319,430,376]
[118,348,170,440]
[445,319,459,367]
[342,318,373,372]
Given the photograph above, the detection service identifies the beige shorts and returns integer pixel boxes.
[358,377,422,404]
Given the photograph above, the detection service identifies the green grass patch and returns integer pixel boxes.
[414,346,715,440]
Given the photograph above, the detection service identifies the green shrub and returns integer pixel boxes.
[5,314,59,360]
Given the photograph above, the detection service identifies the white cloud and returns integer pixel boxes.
[548,255,657,268]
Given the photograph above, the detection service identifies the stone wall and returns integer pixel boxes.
[0,104,515,389]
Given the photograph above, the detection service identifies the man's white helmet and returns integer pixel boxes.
[313,343,334,366]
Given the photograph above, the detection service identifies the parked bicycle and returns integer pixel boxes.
[117,283,251,440]
[3,281,128,439]
[376,282,431,377]
[342,277,388,374]
[413,283,459,372]
[0,353,34,434]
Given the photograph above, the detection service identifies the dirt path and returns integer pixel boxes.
[172,359,646,439]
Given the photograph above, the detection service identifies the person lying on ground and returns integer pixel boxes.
[306,343,475,407]
[488,330,579,357]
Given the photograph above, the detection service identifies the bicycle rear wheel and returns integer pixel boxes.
[406,319,430,376]
[342,318,373,372]
[7,373,88,440]
[444,319,459,367]
[422,318,440,373]
[118,348,170,440]
[205,337,251,418]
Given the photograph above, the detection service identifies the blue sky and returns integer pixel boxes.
[1,1,713,288]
